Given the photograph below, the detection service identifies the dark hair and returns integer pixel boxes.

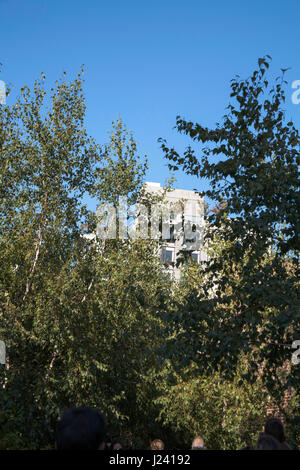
[56,407,106,450]
[256,432,282,450]
[264,418,285,443]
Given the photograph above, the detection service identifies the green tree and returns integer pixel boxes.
[0,71,171,449]
[156,361,274,450]
[159,56,300,437]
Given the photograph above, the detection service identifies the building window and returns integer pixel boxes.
[161,247,173,264]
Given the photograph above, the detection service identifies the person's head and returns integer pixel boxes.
[111,440,123,450]
[264,418,285,443]
[256,432,282,450]
[150,439,165,450]
[56,407,106,450]
[191,436,204,450]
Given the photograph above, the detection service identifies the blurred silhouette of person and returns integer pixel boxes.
[112,440,123,450]
[264,417,291,450]
[191,436,204,450]
[150,439,165,450]
[256,432,282,450]
[56,407,106,450]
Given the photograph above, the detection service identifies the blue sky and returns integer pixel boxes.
[1,0,300,209]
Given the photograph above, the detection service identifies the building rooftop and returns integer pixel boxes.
[144,182,203,202]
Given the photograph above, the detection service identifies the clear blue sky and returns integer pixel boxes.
[1,0,300,209]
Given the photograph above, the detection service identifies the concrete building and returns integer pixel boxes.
[143,182,207,280]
